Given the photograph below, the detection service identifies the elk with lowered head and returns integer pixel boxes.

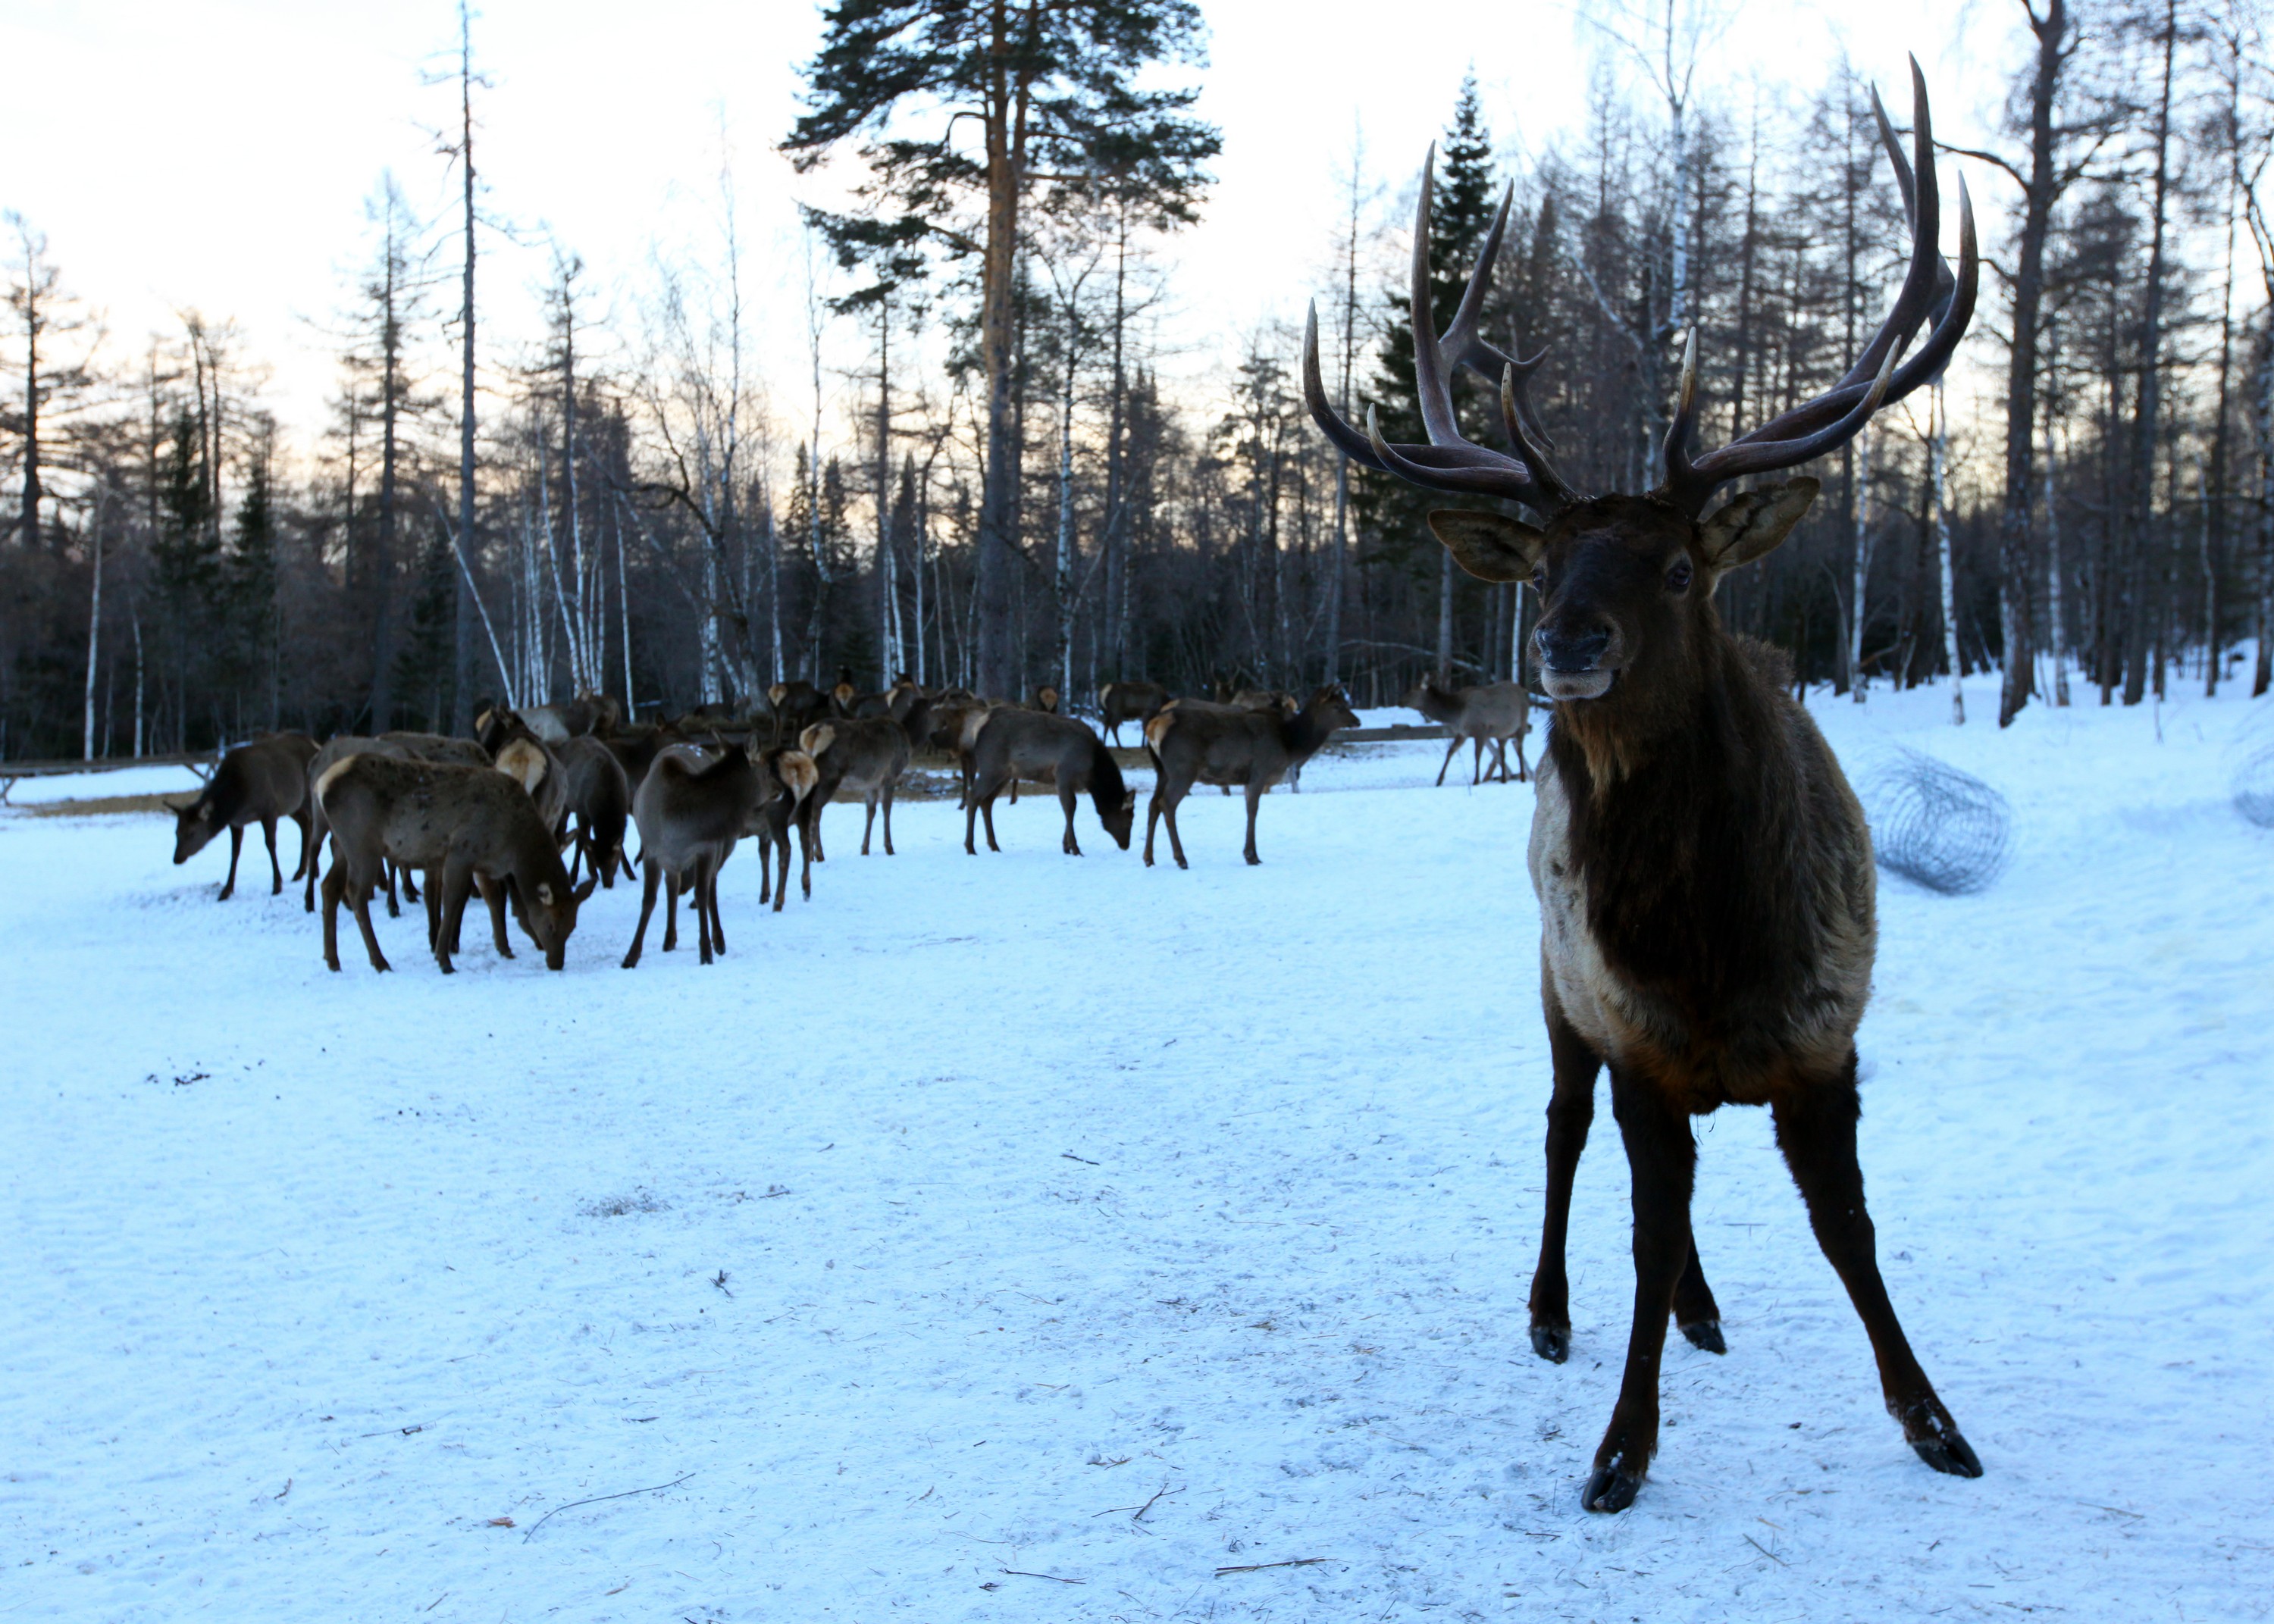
[1303,67,1981,1512]
[171,733,319,900]
[963,709,1133,856]
[621,740,762,968]
[1402,674,1532,785]
[1142,687,1356,868]
[315,753,593,973]
[554,734,632,887]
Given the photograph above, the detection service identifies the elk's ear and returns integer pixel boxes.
[1697,477,1820,571]
[573,875,598,902]
[1427,510,1547,583]
[536,881,556,906]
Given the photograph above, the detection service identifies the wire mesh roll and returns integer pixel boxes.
[1856,746,2012,896]
[2233,742,2274,829]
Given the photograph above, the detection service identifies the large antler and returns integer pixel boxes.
[1659,59,1978,515]
[1303,149,1578,517]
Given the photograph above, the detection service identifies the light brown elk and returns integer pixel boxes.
[799,712,915,860]
[301,731,496,914]
[1098,680,1169,745]
[750,744,821,909]
[171,733,319,900]
[963,709,1134,856]
[315,754,593,973]
[621,740,762,968]
[1141,687,1356,868]
[1401,675,1532,785]
[1303,67,1981,1512]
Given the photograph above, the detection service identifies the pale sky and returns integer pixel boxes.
[0,0,2016,468]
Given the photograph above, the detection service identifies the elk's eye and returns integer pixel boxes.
[1665,557,1694,593]
[1530,565,1548,594]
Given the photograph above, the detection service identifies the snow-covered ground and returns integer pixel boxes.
[4,677,2270,1621]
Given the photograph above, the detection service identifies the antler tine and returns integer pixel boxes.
[1303,302,1393,474]
[1364,405,1549,504]
[1407,157,1575,512]
[1662,65,1977,512]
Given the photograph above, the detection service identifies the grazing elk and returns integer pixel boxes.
[171,733,319,900]
[315,755,593,973]
[1301,68,1981,1512]
[621,740,762,968]
[963,710,1134,856]
[1142,687,1356,868]
[1098,680,1169,745]
[554,735,632,887]
[1402,675,1533,785]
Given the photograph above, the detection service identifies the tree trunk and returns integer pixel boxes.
[1998,0,2067,727]
[451,1,480,734]
[82,514,102,759]
[1934,383,1965,724]
[2124,0,2178,706]
[973,11,1025,699]
[1851,426,1873,701]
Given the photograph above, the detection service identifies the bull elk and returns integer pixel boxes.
[963,709,1133,856]
[171,733,318,900]
[315,754,593,973]
[1141,687,1356,867]
[1401,675,1532,785]
[1304,66,1981,1511]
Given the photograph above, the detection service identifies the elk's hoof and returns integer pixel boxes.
[1581,1463,1643,1513]
[1680,1318,1727,1355]
[1907,1418,1983,1478]
[1530,1323,1570,1363]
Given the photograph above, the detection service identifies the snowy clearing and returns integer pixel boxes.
[4,681,2271,1621]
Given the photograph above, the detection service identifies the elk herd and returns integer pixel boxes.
[165,666,1527,976]
[149,59,1986,1523]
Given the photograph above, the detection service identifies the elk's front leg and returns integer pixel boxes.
[482,875,515,959]
[881,784,896,856]
[434,860,476,974]
[1530,996,1601,1363]
[1241,783,1264,865]
[1584,1069,1696,1513]
[1774,1058,1981,1481]
[220,825,244,900]
[1436,737,1460,787]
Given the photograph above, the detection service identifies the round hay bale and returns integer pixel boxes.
[2232,741,2274,829]
[1856,746,2012,896]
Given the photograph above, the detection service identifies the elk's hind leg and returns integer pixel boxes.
[1674,1239,1725,1352]
[262,816,283,893]
[1530,996,1601,1363]
[1583,1069,1696,1513]
[621,859,662,968]
[1773,1059,1981,1480]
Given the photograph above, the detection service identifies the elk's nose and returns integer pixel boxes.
[1536,619,1612,673]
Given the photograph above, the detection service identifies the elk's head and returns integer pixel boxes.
[171,795,221,863]
[1305,63,1972,722]
[516,872,599,971]
[1102,790,1137,850]
[1305,684,1361,737]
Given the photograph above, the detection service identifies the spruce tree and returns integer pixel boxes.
[1356,74,1502,574]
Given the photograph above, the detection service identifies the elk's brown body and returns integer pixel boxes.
[315,753,591,974]
[1402,675,1531,785]
[1098,681,1168,745]
[1302,65,1983,1512]
[171,733,319,900]
[621,741,763,968]
[1142,687,1357,868]
[963,709,1134,856]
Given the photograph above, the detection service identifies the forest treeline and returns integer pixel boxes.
[2,0,2271,761]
